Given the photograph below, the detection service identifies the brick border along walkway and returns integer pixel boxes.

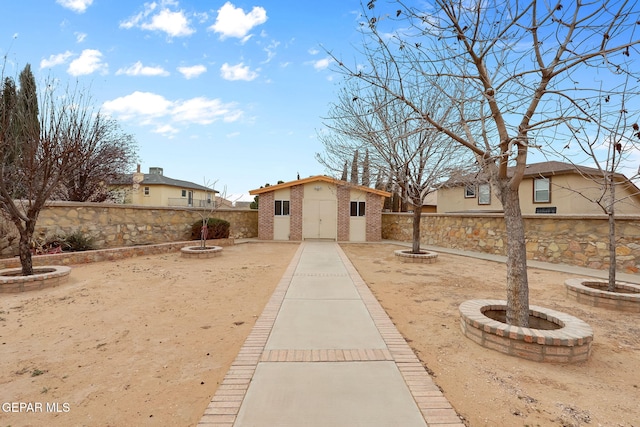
[198,243,463,427]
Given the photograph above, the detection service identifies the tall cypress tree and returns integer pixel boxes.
[350,150,359,184]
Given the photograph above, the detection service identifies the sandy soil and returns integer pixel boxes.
[0,242,298,427]
[2,241,638,427]
[342,243,640,427]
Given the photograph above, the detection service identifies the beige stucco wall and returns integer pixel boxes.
[0,202,257,257]
[382,212,640,273]
[437,175,640,215]
[122,184,214,207]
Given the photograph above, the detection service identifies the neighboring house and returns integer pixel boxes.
[111,166,218,207]
[437,161,640,215]
[249,175,391,242]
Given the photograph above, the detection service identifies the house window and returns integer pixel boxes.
[350,201,365,216]
[465,185,476,198]
[275,200,290,216]
[144,186,150,196]
[478,183,491,205]
[534,177,550,203]
[181,189,187,197]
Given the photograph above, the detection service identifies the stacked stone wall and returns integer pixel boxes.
[382,212,640,273]
[0,202,257,257]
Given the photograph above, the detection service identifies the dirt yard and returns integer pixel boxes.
[1,241,638,427]
[342,243,640,427]
[0,242,299,427]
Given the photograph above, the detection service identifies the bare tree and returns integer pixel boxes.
[318,80,470,253]
[57,117,138,202]
[550,87,640,290]
[332,0,640,326]
[0,68,116,275]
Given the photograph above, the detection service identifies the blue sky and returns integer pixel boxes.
[2,0,367,200]
[3,1,639,202]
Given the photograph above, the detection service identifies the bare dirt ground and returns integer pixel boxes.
[342,243,640,427]
[2,241,638,427]
[0,242,298,427]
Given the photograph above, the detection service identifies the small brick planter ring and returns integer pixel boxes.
[180,245,223,259]
[565,278,640,313]
[459,299,593,363]
[394,249,438,264]
[0,266,71,293]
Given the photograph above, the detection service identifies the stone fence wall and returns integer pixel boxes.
[0,202,258,257]
[382,212,640,273]
[3,203,639,273]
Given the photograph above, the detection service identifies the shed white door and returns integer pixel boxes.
[302,199,337,240]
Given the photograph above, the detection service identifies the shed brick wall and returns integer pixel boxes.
[257,192,274,240]
[366,193,384,241]
[290,185,304,241]
[337,185,351,241]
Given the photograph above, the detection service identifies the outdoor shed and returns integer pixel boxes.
[249,176,391,242]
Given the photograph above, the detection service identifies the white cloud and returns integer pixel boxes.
[220,62,258,81]
[173,97,240,124]
[102,91,243,130]
[75,32,87,43]
[308,48,319,55]
[153,124,179,137]
[67,49,107,76]
[116,61,170,77]
[121,2,194,38]
[210,2,267,40]
[56,0,93,13]
[40,51,73,69]
[102,91,172,120]
[177,64,207,79]
[312,57,333,71]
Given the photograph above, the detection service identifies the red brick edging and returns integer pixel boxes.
[565,278,640,312]
[198,243,465,426]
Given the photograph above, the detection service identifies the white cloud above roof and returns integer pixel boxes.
[102,91,243,133]
[116,61,170,77]
[177,64,207,79]
[209,2,267,40]
[56,0,93,13]
[67,49,107,76]
[121,2,194,38]
[220,62,258,81]
[40,51,74,69]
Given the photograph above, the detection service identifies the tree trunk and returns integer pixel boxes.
[500,185,530,327]
[608,211,616,291]
[607,172,616,292]
[411,204,423,254]
[18,225,35,276]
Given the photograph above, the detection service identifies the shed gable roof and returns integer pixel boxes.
[249,175,391,197]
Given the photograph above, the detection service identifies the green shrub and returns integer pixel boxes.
[63,231,95,252]
[191,218,230,240]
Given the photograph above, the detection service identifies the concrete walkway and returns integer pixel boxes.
[197,241,463,427]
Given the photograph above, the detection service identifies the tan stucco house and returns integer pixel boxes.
[111,166,219,208]
[249,175,391,241]
[437,161,640,215]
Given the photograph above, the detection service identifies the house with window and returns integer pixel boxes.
[111,166,219,208]
[249,175,391,241]
[437,161,640,215]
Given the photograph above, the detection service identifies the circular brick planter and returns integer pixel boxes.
[565,278,640,313]
[0,266,71,293]
[459,299,593,363]
[180,245,223,259]
[394,249,438,264]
